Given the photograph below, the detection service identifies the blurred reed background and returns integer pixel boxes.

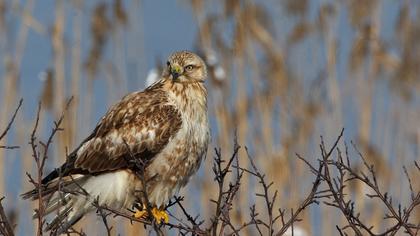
[0,0,419,235]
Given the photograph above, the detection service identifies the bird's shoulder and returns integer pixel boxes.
[44,80,183,179]
[94,80,170,136]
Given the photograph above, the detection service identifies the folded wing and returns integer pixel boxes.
[42,87,182,184]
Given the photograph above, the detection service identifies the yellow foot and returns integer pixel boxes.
[133,206,169,224]
[151,208,169,224]
[133,209,148,219]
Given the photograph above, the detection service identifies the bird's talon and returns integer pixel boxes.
[151,208,169,224]
[133,209,147,219]
[133,207,168,224]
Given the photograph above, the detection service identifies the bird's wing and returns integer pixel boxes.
[43,86,182,183]
[75,89,182,173]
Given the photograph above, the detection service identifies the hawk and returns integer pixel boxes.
[22,51,210,233]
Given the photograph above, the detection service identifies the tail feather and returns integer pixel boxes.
[42,188,88,234]
[22,175,90,233]
[45,204,84,235]
[45,205,72,231]
[22,170,134,234]
[21,174,84,200]
[32,193,72,219]
[21,183,56,201]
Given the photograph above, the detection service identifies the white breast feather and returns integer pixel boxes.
[146,85,209,208]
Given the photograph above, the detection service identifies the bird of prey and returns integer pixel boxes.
[22,51,210,233]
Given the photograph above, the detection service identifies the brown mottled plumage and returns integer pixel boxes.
[22,51,210,233]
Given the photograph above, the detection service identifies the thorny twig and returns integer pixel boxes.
[91,129,420,236]
[121,138,164,235]
[94,197,113,236]
[0,197,14,236]
[20,121,419,236]
[0,99,23,143]
[0,99,23,149]
[26,97,73,236]
[0,100,22,236]
[297,129,420,236]
[209,142,241,236]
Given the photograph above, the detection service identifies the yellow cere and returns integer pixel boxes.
[171,65,182,74]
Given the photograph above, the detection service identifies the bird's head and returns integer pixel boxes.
[163,51,207,83]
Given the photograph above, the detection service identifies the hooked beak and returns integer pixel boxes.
[170,65,182,80]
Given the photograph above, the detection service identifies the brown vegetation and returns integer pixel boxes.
[0,0,419,235]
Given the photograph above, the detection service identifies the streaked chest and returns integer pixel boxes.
[168,82,210,157]
[147,81,210,176]
[144,82,210,207]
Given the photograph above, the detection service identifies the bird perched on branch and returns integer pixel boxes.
[22,51,210,234]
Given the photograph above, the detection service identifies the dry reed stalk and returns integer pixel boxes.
[232,38,251,236]
[126,0,146,90]
[0,60,17,196]
[70,0,83,147]
[361,0,384,230]
[0,0,417,234]
[51,0,68,164]
[321,4,342,234]
[13,0,34,69]
[192,4,223,227]
[0,0,35,196]
[111,24,128,100]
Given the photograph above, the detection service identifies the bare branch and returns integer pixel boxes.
[0,99,22,142]
[0,197,14,236]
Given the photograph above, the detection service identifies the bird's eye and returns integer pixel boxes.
[166,61,170,67]
[185,65,194,71]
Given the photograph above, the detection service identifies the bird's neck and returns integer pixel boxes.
[160,78,208,113]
